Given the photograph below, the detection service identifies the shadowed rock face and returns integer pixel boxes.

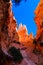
[8,47,23,63]
[37,32,43,47]
[0,48,13,65]
[3,0,10,2]
[0,0,10,30]
[0,0,20,65]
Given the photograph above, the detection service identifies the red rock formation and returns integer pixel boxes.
[34,0,43,40]
[0,0,43,65]
[0,0,20,65]
[34,0,43,55]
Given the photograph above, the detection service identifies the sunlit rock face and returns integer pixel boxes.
[34,0,43,39]
[17,24,34,53]
[0,0,43,65]
[34,0,43,53]
[18,24,29,43]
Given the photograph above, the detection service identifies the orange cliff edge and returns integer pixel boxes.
[34,0,43,40]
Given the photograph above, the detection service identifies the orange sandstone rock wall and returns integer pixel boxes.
[0,0,43,65]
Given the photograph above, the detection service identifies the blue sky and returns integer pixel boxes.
[12,0,40,36]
